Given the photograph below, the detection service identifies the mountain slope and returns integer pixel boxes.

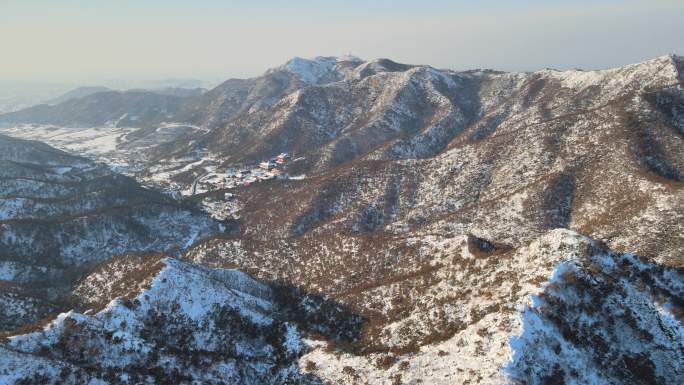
[5,55,680,191]
[163,55,682,174]
[220,54,683,264]
[46,86,112,105]
[0,134,221,331]
[507,250,684,385]
[187,229,684,385]
[180,55,682,384]
[1,257,314,384]
[0,90,192,129]
[0,134,219,266]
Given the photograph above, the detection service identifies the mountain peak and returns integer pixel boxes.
[283,56,337,84]
[267,55,365,84]
[536,54,682,91]
[283,55,364,66]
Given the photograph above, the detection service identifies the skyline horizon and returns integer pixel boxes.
[2,51,682,87]
[2,0,683,84]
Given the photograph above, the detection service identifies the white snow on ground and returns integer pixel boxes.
[0,262,54,285]
[148,155,216,193]
[282,57,340,84]
[0,125,136,155]
[300,229,593,385]
[270,55,364,84]
[0,123,225,196]
[506,251,684,384]
[200,196,240,221]
[540,54,679,93]
[2,259,304,383]
[297,229,684,385]
[0,123,210,177]
[140,259,275,325]
[155,122,209,134]
[0,346,67,384]
[182,227,200,249]
[0,198,25,221]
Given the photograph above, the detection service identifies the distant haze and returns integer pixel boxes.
[1,0,683,83]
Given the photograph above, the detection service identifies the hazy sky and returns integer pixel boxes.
[2,0,683,83]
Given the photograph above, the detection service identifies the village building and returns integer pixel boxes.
[275,153,290,164]
[260,160,277,170]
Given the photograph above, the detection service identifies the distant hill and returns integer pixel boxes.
[128,86,207,98]
[46,86,112,105]
[0,90,195,129]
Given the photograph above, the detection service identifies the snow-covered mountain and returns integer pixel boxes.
[0,90,195,129]
[0,55,682,384]
[5,54,681,187]
[2,256,311,384]
[216,54,683,262]
[0,134,221,332]
[0,135,220,266]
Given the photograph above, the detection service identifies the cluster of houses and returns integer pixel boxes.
[194,153,292,193]
[259,152,290,171]
[233,153,291,186]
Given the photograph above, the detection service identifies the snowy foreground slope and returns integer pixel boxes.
[507,247,684,385]
[188,230,683,385]
[1,257,309,384]
[1,230,682,384]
